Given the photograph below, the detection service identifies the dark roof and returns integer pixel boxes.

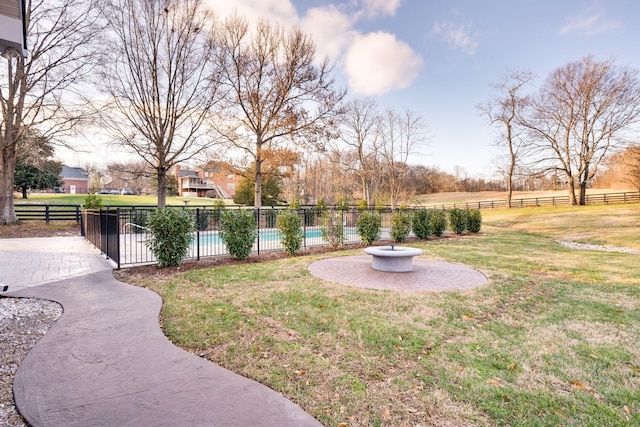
[178,169,200,178]
[61,165,89,180]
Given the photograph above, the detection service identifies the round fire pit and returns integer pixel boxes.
[364,246,423,272]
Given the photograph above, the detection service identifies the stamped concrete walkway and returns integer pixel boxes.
[1,237,321,426]
[308,255,488,291]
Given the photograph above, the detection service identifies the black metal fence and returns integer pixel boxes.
[70,189,640,268]
[82,207,399,268]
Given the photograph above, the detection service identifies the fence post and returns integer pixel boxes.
[256,208,261,256]
[45,205,50,223]
[302,208,307,250]
[196,208,201,261]
[115,208,121,270]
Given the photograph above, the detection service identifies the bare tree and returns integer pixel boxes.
[478,70,535,207]
[620,145,640,191]
[98,0,221,208]
[337,97,380,205]
[523,56,640,205]
[377,108,426,209]
[1,0,102,224]
[213,15,345,209]
[107,161,153,195]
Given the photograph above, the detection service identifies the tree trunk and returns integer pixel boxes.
[0,151,19,225]
[568,178,578,206]
[579,165,589,205]
[254,140,263,209]
[157,167,167,208]
[506,123,515,208]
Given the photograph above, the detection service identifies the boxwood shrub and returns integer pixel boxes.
[431,210,447,237]
[391,210,412,242]
[356,210,382,245]
[449,208,468,234]
[467,208,482,233]
[276,209,304,255]
[412,209,433,240]
[146,208,194,267]
[219,209,258,260]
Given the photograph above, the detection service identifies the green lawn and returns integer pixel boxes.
[122,204,640,426]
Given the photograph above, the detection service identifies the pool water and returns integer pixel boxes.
[193,227,356,246]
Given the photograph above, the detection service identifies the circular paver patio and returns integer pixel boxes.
[308,255,487,291]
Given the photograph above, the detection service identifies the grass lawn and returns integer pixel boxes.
[121,204,640,426]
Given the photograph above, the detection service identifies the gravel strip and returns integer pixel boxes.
[556,240,640,255]
[0,298,62,427]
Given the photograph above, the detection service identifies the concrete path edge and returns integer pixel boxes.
[4,271,321,427]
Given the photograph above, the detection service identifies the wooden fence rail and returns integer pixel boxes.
[14,204,82,223]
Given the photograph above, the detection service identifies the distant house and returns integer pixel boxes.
[60,165,89,194]
[172,163,239,198]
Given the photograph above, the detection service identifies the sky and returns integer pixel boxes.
[59,0,640,178]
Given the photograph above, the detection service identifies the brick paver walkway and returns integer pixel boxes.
[308,255,487,291]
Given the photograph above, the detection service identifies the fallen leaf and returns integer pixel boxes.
[461,314,474,321]
[570,381,596,393]
[487,378,502,387]
[383,408,391,420]
[338,423,348,427]
[507,362,516,371]
[294,369,306,376]
[624,405,631,417]
[588,354,599,359]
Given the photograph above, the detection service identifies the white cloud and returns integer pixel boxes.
[560,4,621,35]
[205,0,423,95]
[432,21,478,55]
[300,5,355,61]
[205,0,298,27]
[361,0,402,18]
[344,31,423,95]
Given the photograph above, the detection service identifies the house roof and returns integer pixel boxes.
[178,169,200,178]
[61,165,89,180]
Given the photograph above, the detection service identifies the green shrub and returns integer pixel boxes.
[313,198,327,227]
[337,197,350,211]
[211,199,226,223]
[467,208,482,233]
[431,210,447,237]
[277,209,303,255]
[146,208,194,267]
[356,199,368,212]
[83,194,103,210]
[391,210,412,242]
[320,211,344,248]
[375,200,385,213]
[316,198,327,213]
[412,209,433,240]
[449,208,468,234]
[356,211,382,245]
[289,197,301,209]
[219,209,258,260]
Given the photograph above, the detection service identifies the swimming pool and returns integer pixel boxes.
[193,227,358,247]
